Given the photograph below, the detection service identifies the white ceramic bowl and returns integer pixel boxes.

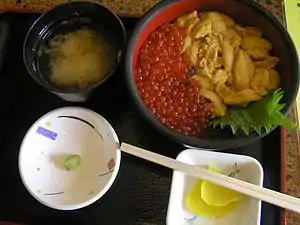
[18,107,121,210]
[167,149,264,225]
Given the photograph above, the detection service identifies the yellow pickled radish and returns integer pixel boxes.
[207,164,220,173]
[186,180,238,218]
[201,165,244,206]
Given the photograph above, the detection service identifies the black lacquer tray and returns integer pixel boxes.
[0,13,281,225]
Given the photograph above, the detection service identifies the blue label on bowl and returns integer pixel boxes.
[36,126,58,140]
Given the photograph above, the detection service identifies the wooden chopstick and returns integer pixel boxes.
[120,142,300,214]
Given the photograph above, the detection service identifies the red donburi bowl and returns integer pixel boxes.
[125,0,299,150]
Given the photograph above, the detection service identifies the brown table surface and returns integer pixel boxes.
[0,0,284,17]
[0,0,299,225]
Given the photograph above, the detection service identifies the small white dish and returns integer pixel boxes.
[18,107,121,210]
[166,149,263,225]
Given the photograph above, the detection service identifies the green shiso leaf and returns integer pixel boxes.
[209,89,298,135]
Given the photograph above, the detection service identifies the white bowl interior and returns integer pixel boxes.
[167,149,264,225]
[19,107,121,210]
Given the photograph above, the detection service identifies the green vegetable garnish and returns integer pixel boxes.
[210,89,298,135]
[64,154,81,171]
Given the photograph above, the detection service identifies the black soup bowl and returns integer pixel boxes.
[24,1,125,102]
[125,0,300,149]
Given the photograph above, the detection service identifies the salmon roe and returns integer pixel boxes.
[135,24,212,137]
